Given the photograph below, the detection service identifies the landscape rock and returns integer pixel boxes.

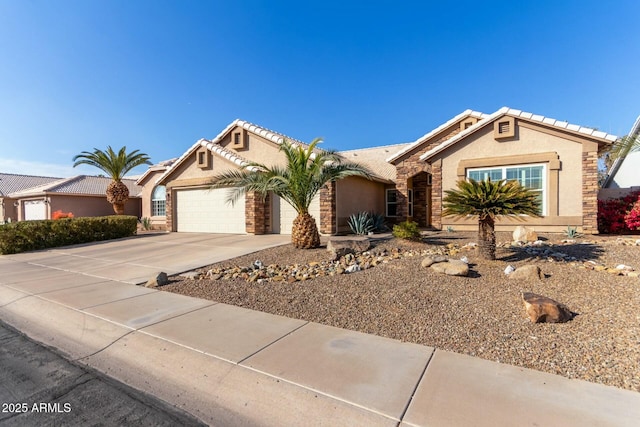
[327,239,371,260]
[345,264,361,273]
[421,255,448,268]
[431,260,469,276]
[504,265,516,275]
[513,226,538,243]
[508,265,543,281]
[145,272,168,287]
[179,271,201,280]
[522,292,573,323]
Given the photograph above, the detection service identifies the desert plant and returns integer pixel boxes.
[348,212,374,235]
[598,190,640,233]
[446,226,455,233]
[443,178,541,260]
[140,217,152,231]
[563,226,583,239]
[370,212,387,232]
[392,220,421,241]
[73,146,151,215]
[209,139,373,249]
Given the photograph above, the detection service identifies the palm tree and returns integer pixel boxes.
[73,146,151,215]
[442,178,541,260]
[209,138,373,249]
[609,134,640,160]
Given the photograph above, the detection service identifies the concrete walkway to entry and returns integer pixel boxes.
[1,232,639,426]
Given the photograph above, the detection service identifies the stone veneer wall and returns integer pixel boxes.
[320,182,336,234]
[245,191,269,234]
[165,190,174,231]
[582,151,599,234]
[430,160,443,229]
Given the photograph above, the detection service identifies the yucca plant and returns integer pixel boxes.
[73,146,151,215]
[443,179,541,260]
[209,139,373,249]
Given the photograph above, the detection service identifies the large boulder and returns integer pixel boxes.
[421,255,448,268]
[327,239,370,260]
[513,226,538,243]
[145,272,168,287]
[522,292,573,323]
[508,265,543,281]
[430,259,469,276]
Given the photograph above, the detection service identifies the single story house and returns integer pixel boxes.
[600,115,640,200]
[141,107,616,235]
[0,173,141,222]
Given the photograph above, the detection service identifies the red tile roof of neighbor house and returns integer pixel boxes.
[8,175,142,198]
[0,173,62,197]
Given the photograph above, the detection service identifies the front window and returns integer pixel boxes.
[467,164,546,215]
[386,189,413,217]
[151,185,166,216]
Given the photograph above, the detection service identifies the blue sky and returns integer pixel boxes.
[1,0,639,178]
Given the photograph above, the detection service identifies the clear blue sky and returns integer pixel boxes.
[1,0,639,178]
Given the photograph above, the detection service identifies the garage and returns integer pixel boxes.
[175,188,246,233]
[23,200,47,220]
[272,194,321,234]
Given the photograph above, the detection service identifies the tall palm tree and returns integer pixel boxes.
[442,178,541,260]
[210,138,373,249]
[73,146,151,215]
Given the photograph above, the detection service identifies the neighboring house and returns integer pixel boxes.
[0,173,141,222]
[600,115,640,199]
[140,107,615,235]
[136,158,177,230]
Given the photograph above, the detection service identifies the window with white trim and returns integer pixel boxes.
[467,164,546,215]
[386,189,413,217]
[151,185,166,216]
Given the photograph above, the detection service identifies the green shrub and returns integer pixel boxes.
[392,220,422,241]
[0,216,137,254]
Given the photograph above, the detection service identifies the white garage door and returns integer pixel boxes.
[272,194,321,234]
[24,200,47,220]
[175,188,246,233]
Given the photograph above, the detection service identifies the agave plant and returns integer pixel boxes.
[348,212,374,235]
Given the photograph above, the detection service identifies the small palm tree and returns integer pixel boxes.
[210,138,373,249]
[73,146,151,215]
[442,179,541,260]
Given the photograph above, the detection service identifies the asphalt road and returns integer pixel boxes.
[0,320,206,427]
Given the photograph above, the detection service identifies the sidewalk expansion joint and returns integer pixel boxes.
[396,348,435,426]
[236,321,310,365]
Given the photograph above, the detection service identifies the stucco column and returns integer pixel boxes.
[582,151,599,234]
[320,182,336,235]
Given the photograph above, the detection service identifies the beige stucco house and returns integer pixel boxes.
[140,108,616,235]
[0,173,141,222]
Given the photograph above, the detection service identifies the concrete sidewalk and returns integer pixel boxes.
[1,233,639,426]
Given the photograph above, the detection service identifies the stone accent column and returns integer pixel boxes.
[412,172,428,226]
[320,182,336,235]
[582,151,599,234]
[165,189,174,232]
[431,160,443,230]
[394,167,409,220]
[245,191,268,235]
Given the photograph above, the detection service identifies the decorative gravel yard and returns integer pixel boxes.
[156,231,640,392]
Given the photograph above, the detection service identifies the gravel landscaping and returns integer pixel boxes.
[157,231,640,392]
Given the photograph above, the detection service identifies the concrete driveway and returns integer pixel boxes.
[1,232,290,284]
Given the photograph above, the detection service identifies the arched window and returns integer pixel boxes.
[151,185,166,216]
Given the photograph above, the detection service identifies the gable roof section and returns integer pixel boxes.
[386,109,488,163]
[603,115,640,188]
[340,143,411,182]
[0,173,62,197]
[9,175,142,198]
[136,158,178,185]
[156,119,309,185]
[418,107,618,162]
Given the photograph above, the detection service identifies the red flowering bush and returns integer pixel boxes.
[52,210,74,220]
[598,191,640,233]
[624,200,640,230]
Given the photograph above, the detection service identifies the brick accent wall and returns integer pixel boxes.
[582,151,599,234]
[165,190,174,231]
[320,182,337,235]
[431,161,443,229]
[245,191,269,235]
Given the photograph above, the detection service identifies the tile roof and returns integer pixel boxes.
[9,175,142,198]
[136,158,178,185]
[386,110,488,163]
[0,173,62,197]
[419,107,618,162]
[157,119,312,184]
[339,143,411,182]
